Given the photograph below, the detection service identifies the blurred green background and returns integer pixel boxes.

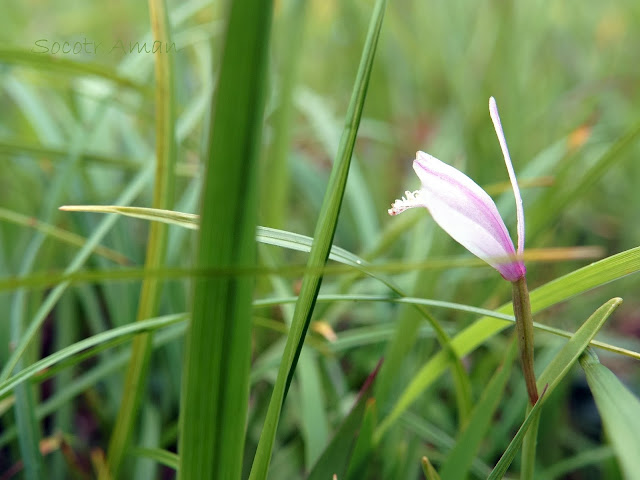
[1,0,640,478]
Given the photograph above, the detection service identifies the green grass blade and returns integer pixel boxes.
[421,456,443,480]
[177,0,273,478]
[0,167,152,383]
[130,447,179,471]
[345,399,377,480]
[579,348,640,479]
[0,314,187,400]
[488,298,622,479]
[0,207,129,264]
[0,47,145,91]
[260,0,307,228]
[248,2,386,478]
[439,338,518,480]
[105,0,177,476]
[306,362,381,480]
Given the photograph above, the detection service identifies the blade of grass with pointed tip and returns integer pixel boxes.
[306,362,382,480]
[105,0,177,476]
[439,338,518,480]
[488,298,622,479]
[248,3,386,478]
[177,0,273,478]
[422,456,442,480]
[579,348,640,479]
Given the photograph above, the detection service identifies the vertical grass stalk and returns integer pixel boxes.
[248,1,387,478]
[177,1,273,478]
[104,0,177,477]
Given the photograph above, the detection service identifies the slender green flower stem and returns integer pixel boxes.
[512,276,539,405]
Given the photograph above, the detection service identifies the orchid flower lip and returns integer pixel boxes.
[388,98,526,282]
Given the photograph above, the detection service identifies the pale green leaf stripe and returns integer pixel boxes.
[249,2,387,478]
[0,314,187,399]
[378,246,640,436]
[579,349,640,479]
[177,0,273,478]
[105,0,177,476]
[439,339,518,480]
[487,298,622,479]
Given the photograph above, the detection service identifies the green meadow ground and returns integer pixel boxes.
[1,1,640,479]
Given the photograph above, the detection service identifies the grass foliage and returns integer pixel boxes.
[2,0,640,479]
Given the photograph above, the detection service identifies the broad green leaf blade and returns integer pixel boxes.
[379,246,640,436]
[105,0,178,476]
[579,349,640,479]
[439,338,518,480]
[248,2,387,478]
[488,298,622,479]
[306,362,381,480]
[177,1,273,479]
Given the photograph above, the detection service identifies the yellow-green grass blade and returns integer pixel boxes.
[105,0,178,477]
[488,298,622,479]
[177,0,273,478]
[378,246,640,437]
[0,206,129,264]
[248,2,386,478]
[579,349,640,479]
[421,456,443,480]
[439,338,518,480]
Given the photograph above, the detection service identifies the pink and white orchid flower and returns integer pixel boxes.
[389,97,526,282]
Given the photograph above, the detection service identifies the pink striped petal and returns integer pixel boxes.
[389,151,525,281]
